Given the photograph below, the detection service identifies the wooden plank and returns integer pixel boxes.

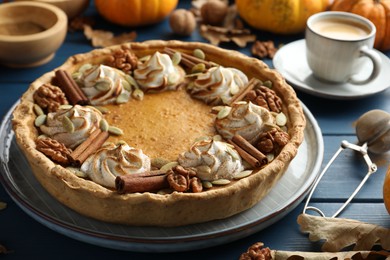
[310,136,390,201]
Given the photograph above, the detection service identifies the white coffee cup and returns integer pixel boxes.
[305,11,381,85]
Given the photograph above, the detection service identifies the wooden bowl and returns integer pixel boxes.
[0,1,67,68]
[14,0,90,19]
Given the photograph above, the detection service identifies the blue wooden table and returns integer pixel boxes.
[1,1,390,259]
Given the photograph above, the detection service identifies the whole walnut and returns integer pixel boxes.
[200,0,228,26]
[169,9,196,36]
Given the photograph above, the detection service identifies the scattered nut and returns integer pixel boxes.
[33,83,68,113]
[106,45,138,74]
[252,40,278,59]
[169,9,197,36]
[35,137,72,166]
[167,171,188,192]
[200,0,228,26]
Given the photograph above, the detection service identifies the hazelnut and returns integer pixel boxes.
[200,0,228,26]
[169,9,196,36]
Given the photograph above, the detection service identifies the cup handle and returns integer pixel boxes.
[349,45,382,85]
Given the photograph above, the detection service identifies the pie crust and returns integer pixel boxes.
[12,40,306,226]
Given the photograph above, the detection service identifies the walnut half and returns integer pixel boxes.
[33,83,68,113]
[35,137,72,166]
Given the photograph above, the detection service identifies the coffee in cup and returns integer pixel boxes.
[305,12,381,85]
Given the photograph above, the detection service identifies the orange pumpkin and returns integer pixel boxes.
[94,0,178,27]
[384,164,390,214]
[330,0,390,51]
[235,0,331,34]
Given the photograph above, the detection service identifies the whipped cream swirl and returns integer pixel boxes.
[81,142,151,188]
[133,51,184,92]
[178,139,244,181]
[40,105,102,149]
[189,66,248,105]
[77,64,131,105]
[215,101,274,144]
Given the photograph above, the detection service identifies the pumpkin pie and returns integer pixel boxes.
[12,40,305,226]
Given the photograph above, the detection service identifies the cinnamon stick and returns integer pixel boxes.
[69,128,109,166]
[55,69,89,105]
[228,77,260,105]
[232,134,268,166]
[164,48,212,69]
[228,139,261,168]
[115,170,169,194]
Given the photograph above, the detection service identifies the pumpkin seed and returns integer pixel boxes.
[211,179,231,185]
[62,115,75,133]
[191,63,206,74]
[139,55,151,62]
[125,74,139,88]
[116,93,130,104]
[185,72,203,78]
[196,165,211,175]
[263,80,272,88]
[151,157,170,169]
[67,167,88,178]
[37,134,48,139]
[217,106,231,119]
[157,188,173,195]
[34,114,47,127]
[193,136,210,143]
[93,106,109,114]
[212,135,222,141]
[193,48,205,60]
[132,88,144,100]
[160,161,179,172]
[78,63,93,73]
[226,145,240,161]
[33,104,44,116]
[121,80,131,92]
[211,106,224,114]
[108,126,123,136]
[276,112,287,126]
[167,73,180,85]
[202,181,213,189]
[72,71,82,80]
[171,51,181,65]
[266,153,275,162]
[234,170,252,180]
[59,104,73,110]
[116,140,127,145]
[230,84,240,95]
[99,119,109,132]
[254,79,263,87]
[95,81,111,92]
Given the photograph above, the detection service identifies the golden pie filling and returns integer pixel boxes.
[12,41,305,226]
[104,89,216,161]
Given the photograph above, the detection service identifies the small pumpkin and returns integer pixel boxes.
[235,0,330,34]
[384,164,390,215]
[94,0,178,27]
[330,0,390,51]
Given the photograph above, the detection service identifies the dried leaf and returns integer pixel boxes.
[298,213,390,252]
[275,250,390,260]
[0,201,6,210]
[240,241,390,260]
[199,24,256,47]
[223,4,241,30]
[68,16,95,32]
[83,25,137,48]
[0,244,11,255]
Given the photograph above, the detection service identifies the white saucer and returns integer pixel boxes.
[273,39,390,100]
